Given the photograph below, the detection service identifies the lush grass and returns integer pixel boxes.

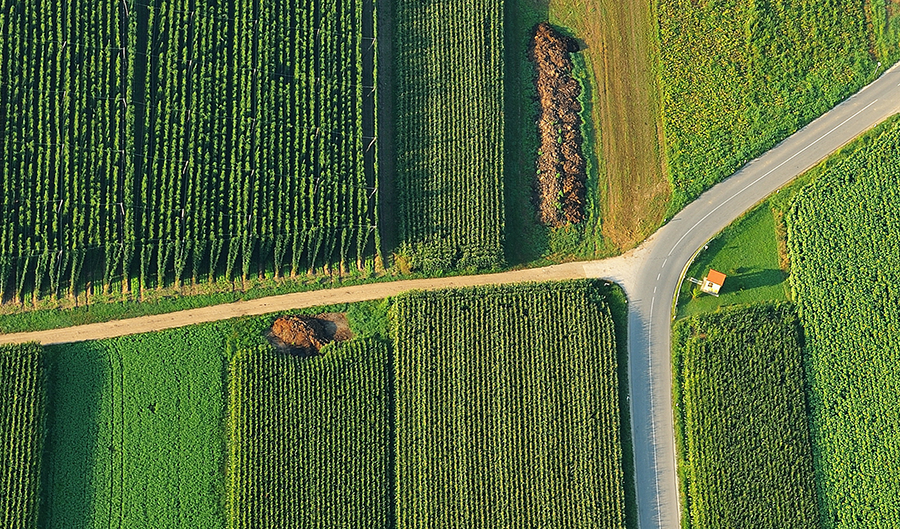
[228,339,392,528]
[0,343,46,529]
[788,118,900,528]
[393,0,505,271]
[392,281,627,528]
[40,326,232,528]
[673,303,820,529]
[676,204,789,318]
[659,0,880,214]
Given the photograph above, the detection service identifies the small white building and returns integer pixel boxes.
[700,269,726,297]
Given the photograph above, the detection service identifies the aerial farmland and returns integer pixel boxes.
[1,0,900,528]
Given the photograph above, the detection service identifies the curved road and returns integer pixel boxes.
[2,62,899,529]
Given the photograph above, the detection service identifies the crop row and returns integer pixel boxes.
[393,0,505,271]
[0,0,374,302]
[788,119,900,528]
[672,303,819,529]
[0,343,46,529]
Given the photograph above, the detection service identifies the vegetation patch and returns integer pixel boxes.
[673,303,820,529]
[227,339,392,528]
[659,0,879,213]
[530,22,587,226]
[393,281,627,528]
[0,343,46,529]
[789,119,900,528]
[0,0,375,304]
[40,327,229,528]
[393,0,505,272]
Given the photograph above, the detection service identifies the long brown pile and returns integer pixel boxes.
[529,22,587,226]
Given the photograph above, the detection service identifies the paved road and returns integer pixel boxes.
[626,62,900,529]
[1,60,899,529]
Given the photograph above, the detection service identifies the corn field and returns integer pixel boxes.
[392,282,626,528]
[0,0,376,302]
[393,0,505,272]
[0,343,46,529]
[227,338,392,529]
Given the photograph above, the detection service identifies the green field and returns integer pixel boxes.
[676,204,789,317]
[393,0,505,271]
[228,339,392,528]
[789,118,900,528]
[40,326,230,528]
[393,282,627,528]
[0,0,375,303]
[673,303,819,529]
[0,343,45,528]
[658,0,880,212]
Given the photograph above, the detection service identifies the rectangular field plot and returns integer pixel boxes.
[0,0,375,301]
[393,282,627,528]
[0,343,46,529]
[40,326,229,528]
[227,339,392,528]
[673,303,819,529]
[393,0,505,271]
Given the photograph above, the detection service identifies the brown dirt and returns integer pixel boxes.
[529,22,587,226]
[268,312,353,356]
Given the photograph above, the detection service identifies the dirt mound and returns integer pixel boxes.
[529,22,587,226]
[268,313,353,356]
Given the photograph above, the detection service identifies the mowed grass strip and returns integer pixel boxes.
[227,339,392,529]
[789,118,900,528]
[0,343,46,529]
[393,282,626,528]
[673,303,820,529]
[41,326,229,528]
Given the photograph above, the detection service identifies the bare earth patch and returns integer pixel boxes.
[268,313,353,356]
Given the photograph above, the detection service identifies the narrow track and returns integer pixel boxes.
[1,58,898,529]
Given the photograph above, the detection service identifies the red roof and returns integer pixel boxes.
[707,269,727,285]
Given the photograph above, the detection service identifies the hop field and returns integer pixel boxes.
[393,0,505,271]
[0,343,46,529]
[393,282,627,528]
[0,0,375,302]
[788,118,900,528]
[673,303,819,529]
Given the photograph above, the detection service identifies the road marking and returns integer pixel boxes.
[654,286,657,294]
[647,295,663,523]
[656,273,661,281]
[667,99,879,257]
[661,258,667,268]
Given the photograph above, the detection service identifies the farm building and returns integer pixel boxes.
[700,269,726,297]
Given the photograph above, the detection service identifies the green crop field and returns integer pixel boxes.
[673,303,819,529]
[0,0,375,303]
[0,343,45,529]
[393,282,626,528]
[658,0,881,212]
[227,339,392,528]
[393,0,505,272]
[789,119,900,528]
[41,326,230,528]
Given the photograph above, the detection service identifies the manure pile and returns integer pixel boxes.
[529,22,587,226]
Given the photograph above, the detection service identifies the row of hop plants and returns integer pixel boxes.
[0,0,375,303]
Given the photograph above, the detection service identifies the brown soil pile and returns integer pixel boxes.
[268,313,353,356]
[529,22,587,226]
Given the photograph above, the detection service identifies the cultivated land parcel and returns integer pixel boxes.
[2,0,900,527]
